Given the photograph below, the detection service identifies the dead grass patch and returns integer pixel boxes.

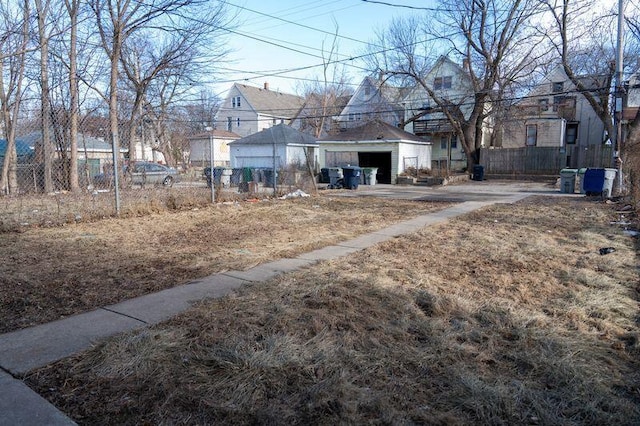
[25,196,640,424]
[0,195,448,333]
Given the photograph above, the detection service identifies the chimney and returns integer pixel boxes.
[462,58,470,72]
[264,82,269,90]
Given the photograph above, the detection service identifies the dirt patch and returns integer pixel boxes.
[0,195,449,333]
[25,196,640,424]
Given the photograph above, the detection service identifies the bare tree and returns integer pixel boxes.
[368,1,545,166]
[540,0,619,144]
[0,1,30,195]
[118,1,231,163]
[296,26,353,138]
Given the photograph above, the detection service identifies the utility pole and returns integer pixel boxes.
[206,127,215,204]
[614,0,625,192]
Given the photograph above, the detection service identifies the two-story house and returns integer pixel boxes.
[501,65,606,150]
[217,82,305,138]
[402,56,482,172]
[336,76,408,130]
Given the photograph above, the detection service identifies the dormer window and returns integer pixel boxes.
[434,76,452,90]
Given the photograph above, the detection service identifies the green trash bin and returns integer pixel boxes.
[560,168,578,193]
[577,168,588,194]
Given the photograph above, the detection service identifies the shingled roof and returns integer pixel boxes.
[234,83,305,118]
[229,123,318,146]
[321,120,428,143]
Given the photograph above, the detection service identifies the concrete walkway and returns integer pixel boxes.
[0,192,536,425]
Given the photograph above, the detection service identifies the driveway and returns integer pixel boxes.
[329,179,571,202]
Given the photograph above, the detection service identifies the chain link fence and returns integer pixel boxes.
[0,116,317,231]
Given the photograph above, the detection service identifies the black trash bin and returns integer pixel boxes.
[342,166,362,190]
[472,165,484,181]
[263,168,277,186]
[320,168,330,184]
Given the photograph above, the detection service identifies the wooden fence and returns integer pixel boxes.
[479,145,614,175]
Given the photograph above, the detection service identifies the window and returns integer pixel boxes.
[552,82,563,93]
[364,86,371,96]
[553,96,564,111]
[566,123,578,144]
[526,124,537,146]
[232,98,236,108]
[237,118,240,127]
[434,76,452,90]
[355,112,362,121]
[348,113,355,121]
[227,117,232,132]
[451,137,458,149]
[440,137,447,150]
[538,99,549,112]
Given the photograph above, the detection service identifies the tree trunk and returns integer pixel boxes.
[36,0,54,193]
[66,0,80,192]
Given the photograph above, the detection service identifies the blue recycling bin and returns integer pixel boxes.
[583,168,605,196]
[342,166,362,190]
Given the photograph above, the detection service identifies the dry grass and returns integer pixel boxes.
[0,195,448,333]
[25,196,640,424]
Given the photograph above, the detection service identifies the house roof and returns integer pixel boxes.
[234,83,305,118]
[189,129,240,140]
[17,132,123,152]
[321,120,429,143]
[229,123,318,146]
[0,139,34,157]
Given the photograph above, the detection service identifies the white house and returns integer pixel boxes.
[319,120,432,184]
[402,56,483,171]
[217,82,305,138]
[336,76,408,130]
[228,123,318,169]
[188,129,240,167]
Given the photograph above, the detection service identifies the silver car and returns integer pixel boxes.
[129,162,179,186]
[93,162,180,188]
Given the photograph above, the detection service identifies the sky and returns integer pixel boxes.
[212,0,437,97]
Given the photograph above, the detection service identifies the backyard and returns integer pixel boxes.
[3,193,638,424]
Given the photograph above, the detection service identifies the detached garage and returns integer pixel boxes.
[229,123,318,169]
[319,120,431,184]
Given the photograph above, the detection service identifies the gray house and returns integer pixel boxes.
[228,123,318,169]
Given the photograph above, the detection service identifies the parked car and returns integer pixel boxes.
[93,162,180,188]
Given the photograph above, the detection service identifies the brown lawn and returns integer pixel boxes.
[0,195,449,333]
[22,196,640,424]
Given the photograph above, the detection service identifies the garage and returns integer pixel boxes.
[319,120,431,184]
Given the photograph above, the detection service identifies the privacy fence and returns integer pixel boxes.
[479,145,614,176]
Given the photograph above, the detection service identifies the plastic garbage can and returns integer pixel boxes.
[583,168,605,195]
[362,167,378,185]
[603,168,617,198]
[560,168,578,193]
[342,166,362,190]
[577,168,588,194]
[472,164,484,181]
[327,167,343,188]
[320,168,330,184]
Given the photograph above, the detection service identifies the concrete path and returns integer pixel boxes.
[0,187,545,425]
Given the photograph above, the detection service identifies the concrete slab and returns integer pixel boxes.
[339,232,393,249]
[0,371,75,426]
[104,275,247,324]
[222,258,315,282]
[0,309,144,376]
[297,245,361,262]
